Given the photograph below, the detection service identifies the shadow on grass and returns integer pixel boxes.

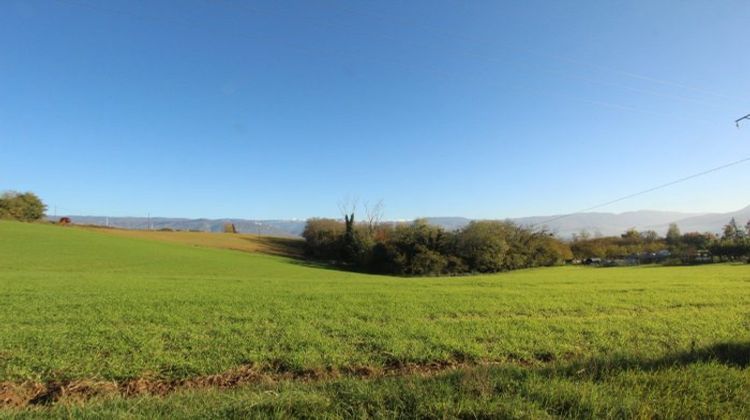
[236,236,370,274]
[552,341,750,379]
[237,237,373,275]
[653,341,750,368]
[286,258,367,274]
[239,236,306,259]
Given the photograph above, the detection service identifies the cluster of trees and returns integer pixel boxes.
[664,219,750,263]
[0,191,46,222]
[570,219,750,264]
[706,219,750,261]
[303,216,572,276]
[570,228,666,260]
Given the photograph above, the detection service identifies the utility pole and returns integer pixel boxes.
[147,213,151,230]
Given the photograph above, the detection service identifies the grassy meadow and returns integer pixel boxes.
[1,220,749,418]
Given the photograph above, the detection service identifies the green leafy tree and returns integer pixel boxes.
[666,223,681,246]
[341,213,367,264]
[456,221,510,272]
[723,218,741,241]
[386,220,448,275]
[302,218,345,259]
[0,191,47,222]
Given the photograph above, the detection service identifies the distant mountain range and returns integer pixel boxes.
[428,205,750,237]
[57,216,307,238]
[55,205,750,238]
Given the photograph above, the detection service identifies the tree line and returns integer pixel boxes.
[570,218,750,264]
[302,215,573,276]
[304,210,750,274]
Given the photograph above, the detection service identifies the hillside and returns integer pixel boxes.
[79,225,304,258]
[1,220,749,417]
[57,215,306,237]
[655,205,750,234]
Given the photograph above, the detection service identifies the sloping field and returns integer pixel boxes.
[78,225,304,258]
[1,220,749,417]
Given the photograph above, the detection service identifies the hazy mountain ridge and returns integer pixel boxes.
[56,216,306,238]
[429,207,749,237]
[509,210,704,237]
[652,206,750,234]
[54,206,749,238]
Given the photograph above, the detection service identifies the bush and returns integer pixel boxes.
[302,218,345,260]
[0,191,46,222]
[385,220,448,275]
[455,221,510,272]
[302,217,571,276]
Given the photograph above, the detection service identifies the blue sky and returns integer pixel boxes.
[1,0,749,220]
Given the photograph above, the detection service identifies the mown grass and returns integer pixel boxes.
[1,220,749,417]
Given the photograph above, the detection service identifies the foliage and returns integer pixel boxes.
[570,228,666,260]
[385,219,448,275]
[666,223,681,245]
[571,220,750,264]
[455,221,510,272]
[0,191,46,222]
[723,217,746,240]
[302,218,571,275]
[301,218,345,260]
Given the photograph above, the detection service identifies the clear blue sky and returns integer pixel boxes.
[2,0,749,220]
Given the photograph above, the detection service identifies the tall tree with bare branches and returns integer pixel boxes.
[364,199,384,233]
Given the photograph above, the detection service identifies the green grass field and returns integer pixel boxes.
[1,220,749,418]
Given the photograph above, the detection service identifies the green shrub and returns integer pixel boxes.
[0,191,46,222]
[302,217,572,276]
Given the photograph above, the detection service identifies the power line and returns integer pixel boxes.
[532,155,750,228]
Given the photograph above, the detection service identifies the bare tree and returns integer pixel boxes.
[337,194,359,220]
[364,199,385,233]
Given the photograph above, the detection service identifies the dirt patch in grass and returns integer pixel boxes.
[4,341,748,409]
[1,380,120,408]
[1,382,44,408]
[0,354,587,409]
[0,360,480,409]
